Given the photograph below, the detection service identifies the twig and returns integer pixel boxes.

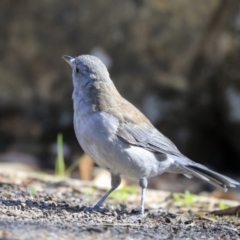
[210,205,240,216]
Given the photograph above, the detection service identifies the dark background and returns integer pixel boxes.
[0,0,240,179]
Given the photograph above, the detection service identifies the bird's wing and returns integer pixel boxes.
[116,122,183,157]
[105,97,183,157]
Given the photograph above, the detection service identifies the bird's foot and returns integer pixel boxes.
[127,210,149,221]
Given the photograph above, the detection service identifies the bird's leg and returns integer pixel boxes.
[126,177,148,220]
[92,173,121,209]
[139,177,148,215]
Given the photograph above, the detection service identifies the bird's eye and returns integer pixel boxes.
[75,67,80,73]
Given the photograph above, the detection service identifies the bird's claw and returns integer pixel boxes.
[127,211,148,221]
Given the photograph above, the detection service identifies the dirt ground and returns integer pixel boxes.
[0,169,239,240]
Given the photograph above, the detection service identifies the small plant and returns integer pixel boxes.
[55,133,80,177]
[65,158,80,176]
[84,187,97,197]
[218,201,232,210]
[208,214,216,219]
[184,190,197,205]
[110,186,137,202]
[173,190,197,207]
[55,133,65,176]
[29,187,37,198]
[194,211,203,218]
[173,192,182,202]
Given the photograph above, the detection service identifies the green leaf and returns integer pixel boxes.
[55,133,65,176]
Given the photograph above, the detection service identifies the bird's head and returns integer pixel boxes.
[63,54,120,111]
[62,54,111,91]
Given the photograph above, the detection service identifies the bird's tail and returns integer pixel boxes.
[178,160,239,191]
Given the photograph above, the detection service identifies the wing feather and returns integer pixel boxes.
[117,122,183,157]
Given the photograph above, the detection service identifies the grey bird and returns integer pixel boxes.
[63,54,239,215]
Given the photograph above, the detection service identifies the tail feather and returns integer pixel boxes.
[181,163,239,192]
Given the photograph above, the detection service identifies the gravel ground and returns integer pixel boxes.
[0,170,239,240]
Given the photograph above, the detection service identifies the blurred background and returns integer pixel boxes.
[0,0,240,194]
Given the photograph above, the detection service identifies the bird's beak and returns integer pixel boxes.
[62,55,75,67]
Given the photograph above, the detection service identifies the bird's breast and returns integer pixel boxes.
[73,110,173,179]
[73,110,119,166]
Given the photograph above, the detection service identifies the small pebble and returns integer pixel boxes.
[112,211,118,217]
